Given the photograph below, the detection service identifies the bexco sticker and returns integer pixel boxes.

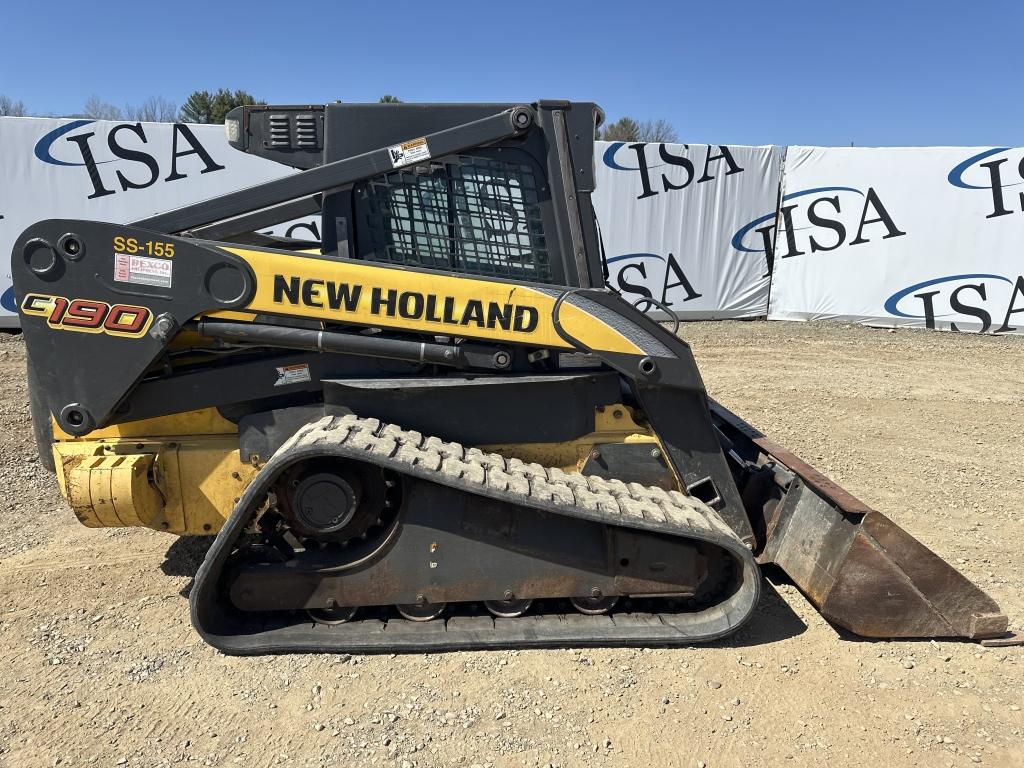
[114,253,173,288]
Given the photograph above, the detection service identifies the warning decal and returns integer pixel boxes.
[114,253,173,288]
[275,363,312,387]
[387,137,431,168]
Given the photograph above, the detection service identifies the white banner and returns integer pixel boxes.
[0,116,318,327]
[768,146,1024,334]
[594,140,782,318]
[0,121,781,328]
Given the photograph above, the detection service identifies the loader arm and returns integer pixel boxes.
[11,100,1009,651]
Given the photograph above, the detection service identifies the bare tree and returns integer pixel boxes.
[124,96,178,122]
[637,118,678,143]
[0,95,27,117]
[81,94,179,122]
[83,95,123,120]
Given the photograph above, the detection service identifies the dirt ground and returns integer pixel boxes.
[0,321,1021,768]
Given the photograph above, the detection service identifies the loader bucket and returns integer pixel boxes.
[710,401,1008,640]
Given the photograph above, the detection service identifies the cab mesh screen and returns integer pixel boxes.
[356,155,552,282]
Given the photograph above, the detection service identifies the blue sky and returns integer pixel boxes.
[2,0,1020,146]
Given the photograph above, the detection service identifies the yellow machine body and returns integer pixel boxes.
[52,405,662,535]
[53,409,257,535]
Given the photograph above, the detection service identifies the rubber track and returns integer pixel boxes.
[190,415,761,654]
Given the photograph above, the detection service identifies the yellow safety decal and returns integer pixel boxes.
[222,247,644,356]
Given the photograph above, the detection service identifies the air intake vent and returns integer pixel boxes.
[295,114,318,148]
[268,114,291,148]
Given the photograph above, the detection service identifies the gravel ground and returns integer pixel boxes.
[0,321,1021,768]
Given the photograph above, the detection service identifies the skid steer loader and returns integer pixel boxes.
[12,100,1010,653]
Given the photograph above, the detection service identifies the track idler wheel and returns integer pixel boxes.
[571,595,619,615]
[396,601,447,621]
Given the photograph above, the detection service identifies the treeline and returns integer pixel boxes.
[2,92,679,142]
[0,91,408,123]
[0,89,260,123]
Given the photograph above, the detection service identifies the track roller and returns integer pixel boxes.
[307,605,357,625]
[484,598,533,618]
[396,602,447,621]
[570,595,619,615]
